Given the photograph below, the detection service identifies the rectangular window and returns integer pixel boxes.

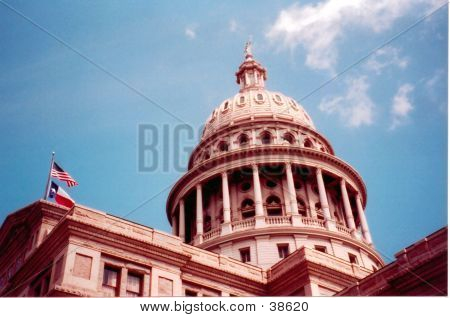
[314,245,327,253]
[102,266,120,297]
[277,244,290,258]
[348,253,358,265]
[239,248,251,263]
[126,272,143,297]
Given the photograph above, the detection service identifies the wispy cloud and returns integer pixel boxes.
[319,76,375,127]
[390,83,414,130]
[229,19,239,33]
[185,26,196,39]
[365,46,409,74]
[266,0,435,72]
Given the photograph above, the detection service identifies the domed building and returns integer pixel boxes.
[0,44,446,298]
[167,43,382,271]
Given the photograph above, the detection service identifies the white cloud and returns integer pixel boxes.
[266,0,435,72]
[229,19,239,32]
[319,76,375,127]
[365,46,409,74]
[185,27,196,39]
[390,83,414,130]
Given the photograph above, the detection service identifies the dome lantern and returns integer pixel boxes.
[235,41,267,92]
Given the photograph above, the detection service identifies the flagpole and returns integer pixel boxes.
[43,152,55,200]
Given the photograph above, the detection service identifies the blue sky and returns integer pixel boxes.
[0,0,447,262]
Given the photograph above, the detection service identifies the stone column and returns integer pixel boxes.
[221,171,232,235]
[355,193,373,245]
[222,172,231,223]
[286,163,301,226]
[252,164,264,217]
[315,167,335,230]
[179,199,185,242]
[285,163,298,215]
[171,214,178,236]
[340,179,356,237]
[252,164,266,228]
[196,184,203,244]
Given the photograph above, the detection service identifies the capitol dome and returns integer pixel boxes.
[167,42,382,272]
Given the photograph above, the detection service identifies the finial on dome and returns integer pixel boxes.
[236,39,267,92]
[244,37,253,60]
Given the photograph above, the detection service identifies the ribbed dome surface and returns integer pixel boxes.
[202,89,315,138]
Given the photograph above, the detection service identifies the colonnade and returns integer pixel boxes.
[172,163,373,245]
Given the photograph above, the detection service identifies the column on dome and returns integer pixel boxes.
[222,172,231,223]
[221,171,233,235]
[179,199,185,242]
[315,167,335,230]
[355,193,373,245]
[196,184,204,244]
[340,179,357,237]
[285,163,298,215]
[252,164,266,228]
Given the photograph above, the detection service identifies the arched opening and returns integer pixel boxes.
[223,101,230,112]
[238,134,249,147]
[217,141,229,152]
[304,138,313,148]
[266,195,282,216]
[282,133,295,145]
[260,131,272,145]
[297,198,307,217]
[240,199,255,219]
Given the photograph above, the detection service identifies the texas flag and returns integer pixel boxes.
[49,181,75,208]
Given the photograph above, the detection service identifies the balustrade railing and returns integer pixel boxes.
[300,216,326,228]
[265,215,292,225]
[202,227,221,241]
[197,215,357,242]
[336,223,352,236]
[231,218,255,231]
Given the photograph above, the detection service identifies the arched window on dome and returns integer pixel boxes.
[297,198,307,217]
[260,131,272,145]
[240,199,255,219]
[274,94,283,104]
[266,195,282,216]
[217,141,229,152]
[238,134,250,147]
[304,138,313,149]
[282,133,295,145]
[203,150,211,160]
[222,101,230,113]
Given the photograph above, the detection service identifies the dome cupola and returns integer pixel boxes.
[235,41,267,92]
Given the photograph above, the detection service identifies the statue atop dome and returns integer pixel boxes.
[244,40,253,59]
